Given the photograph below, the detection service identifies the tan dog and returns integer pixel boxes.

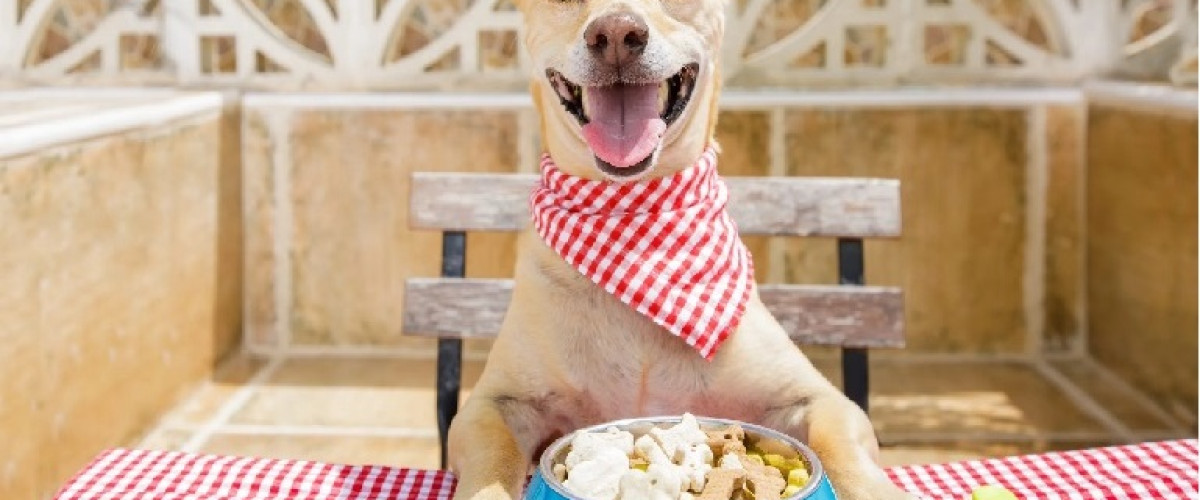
[446,1,914,499]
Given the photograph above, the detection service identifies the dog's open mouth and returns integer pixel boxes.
[547,63,699,178]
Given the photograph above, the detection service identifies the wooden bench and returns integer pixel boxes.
[403,172,905,468]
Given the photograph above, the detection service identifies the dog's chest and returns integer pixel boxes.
[521,235,755,424]
[552,282,715,419]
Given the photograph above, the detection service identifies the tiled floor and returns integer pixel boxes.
[131,351,1194,473]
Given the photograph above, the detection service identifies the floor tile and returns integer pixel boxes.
[1047,358,1194,433]
[868,360,1108,439]
[131,353,1168,476]
[200,433,442,469]
[156,352,269,427]
[134,428,195,451]
[230,357,484,430]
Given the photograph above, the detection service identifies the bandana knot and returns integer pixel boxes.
[529,146,754,360]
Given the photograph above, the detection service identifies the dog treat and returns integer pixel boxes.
[676,442,714,492]
[567,426,636,468]
[618,463,684,500]
[630,434,695,495]
[721,440,748,457]
[696,468,746,500]
[635,434,673,466]
[562,446,631,500]
[732,451,786,500]
[704,425,745,456]
[751,437,797,458]
[553,414,813,500]
[650,413,710,459]
[717,452,743,470]
[783,468,811,498]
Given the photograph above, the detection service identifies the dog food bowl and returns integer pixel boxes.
[525,416,837,500]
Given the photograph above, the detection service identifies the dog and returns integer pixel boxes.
[445,1,915,499]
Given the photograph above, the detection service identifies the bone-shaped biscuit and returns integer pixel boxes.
[562,447,630,500]
[718,452,743,470]
[565,427,635,469]
[721,440,748,456]
[704,425,746,456]
[649,414,709,459]
[697,468,746,500]
[734,452,787,500]
[635,434,672,466]
[625,463,686,500]
[677,442,714,492]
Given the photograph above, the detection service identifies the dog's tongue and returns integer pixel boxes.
[581,84,665,168]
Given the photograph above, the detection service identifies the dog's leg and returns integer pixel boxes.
[764,392,916,500]
[447,396,532,500]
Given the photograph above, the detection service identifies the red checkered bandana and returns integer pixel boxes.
[529,146,754,360]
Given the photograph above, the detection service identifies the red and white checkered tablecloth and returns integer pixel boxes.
[54,439,1197,500]
[886,439,1197,499]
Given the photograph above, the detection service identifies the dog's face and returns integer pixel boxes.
[516,0,726,182]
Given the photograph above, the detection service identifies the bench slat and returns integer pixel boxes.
[756,285,903,348]
[410,173,901,238]
[402,278,904,348]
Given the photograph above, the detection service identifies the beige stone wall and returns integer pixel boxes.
[242,106,523,356]
[780,108,1034,353]
[244,98,1091,357]
[0,111,239,499]
[1043,105,1088,352]
[764,105,1084,354]
[1085,104,1198,424]
[240,104,791,357]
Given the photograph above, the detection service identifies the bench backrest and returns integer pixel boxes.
[403,170,905,469]
[404,173,905,348]
[410,173,901,236]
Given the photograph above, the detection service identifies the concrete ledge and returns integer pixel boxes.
[0,91,226,159]
[1085,81,1198,118]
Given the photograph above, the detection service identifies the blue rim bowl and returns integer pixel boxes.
[525,416,837,500]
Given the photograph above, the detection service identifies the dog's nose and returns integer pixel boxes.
[584,12,649,66]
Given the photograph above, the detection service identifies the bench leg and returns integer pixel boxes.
[437,231,467,470]
[437,338,462,470]
[837,238,870,415]
[842,347,869,414]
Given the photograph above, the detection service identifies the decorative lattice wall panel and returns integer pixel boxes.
[0,0,1194,88]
